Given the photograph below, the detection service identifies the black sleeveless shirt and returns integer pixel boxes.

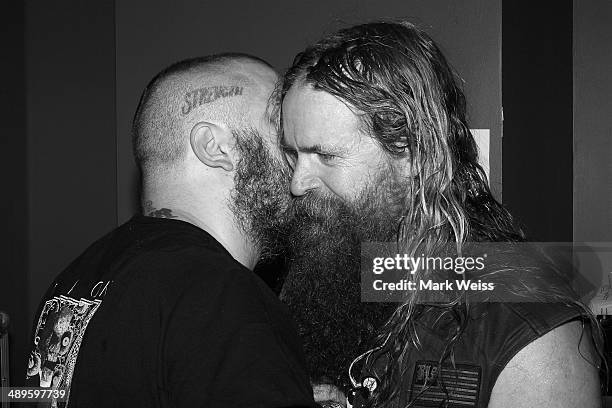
[358,301,587,408]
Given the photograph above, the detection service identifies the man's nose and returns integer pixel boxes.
[290,162,319,196]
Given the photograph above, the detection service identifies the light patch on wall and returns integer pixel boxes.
[470,129,490,185]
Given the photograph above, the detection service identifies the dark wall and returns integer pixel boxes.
[1,0,28,387]
[573,0,612,242]
[502,0,574,241]
[116,0,503,222]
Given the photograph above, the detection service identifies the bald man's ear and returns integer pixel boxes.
[189,122,234,172]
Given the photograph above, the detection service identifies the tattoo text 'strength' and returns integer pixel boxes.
[181,85,244,115]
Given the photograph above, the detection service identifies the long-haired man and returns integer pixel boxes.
[279,21,603,408]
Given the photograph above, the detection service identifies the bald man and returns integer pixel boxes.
[25,54,316,408]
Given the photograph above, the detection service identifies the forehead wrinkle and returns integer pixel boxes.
[286,85,366,139]
[280,115,361,157]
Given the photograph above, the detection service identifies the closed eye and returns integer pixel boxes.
[317,152,337,164]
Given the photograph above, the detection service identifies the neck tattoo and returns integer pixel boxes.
[143,200,178,219]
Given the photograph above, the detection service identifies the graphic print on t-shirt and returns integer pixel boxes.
[26,295,101,406]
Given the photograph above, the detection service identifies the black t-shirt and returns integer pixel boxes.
[25,215,316,408]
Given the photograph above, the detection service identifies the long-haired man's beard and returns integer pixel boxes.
[230,128,293,261]
[280,170,405,385]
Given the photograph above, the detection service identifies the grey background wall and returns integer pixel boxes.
[115,0,503,222]
[1,0,117,385]
[572,0,612,290]
[573,0,612,243]
[25,0,117,324]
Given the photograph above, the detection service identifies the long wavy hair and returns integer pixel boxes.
[280,21,604,406]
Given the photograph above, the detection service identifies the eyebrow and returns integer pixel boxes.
[280,139,347,156]
[302,144,347,155]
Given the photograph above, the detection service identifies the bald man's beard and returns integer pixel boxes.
[230,128,293,261]
[279,168,404,385]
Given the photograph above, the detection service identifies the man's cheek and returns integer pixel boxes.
[328,173,370,203]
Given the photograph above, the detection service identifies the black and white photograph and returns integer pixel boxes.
[1,0,611,407]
